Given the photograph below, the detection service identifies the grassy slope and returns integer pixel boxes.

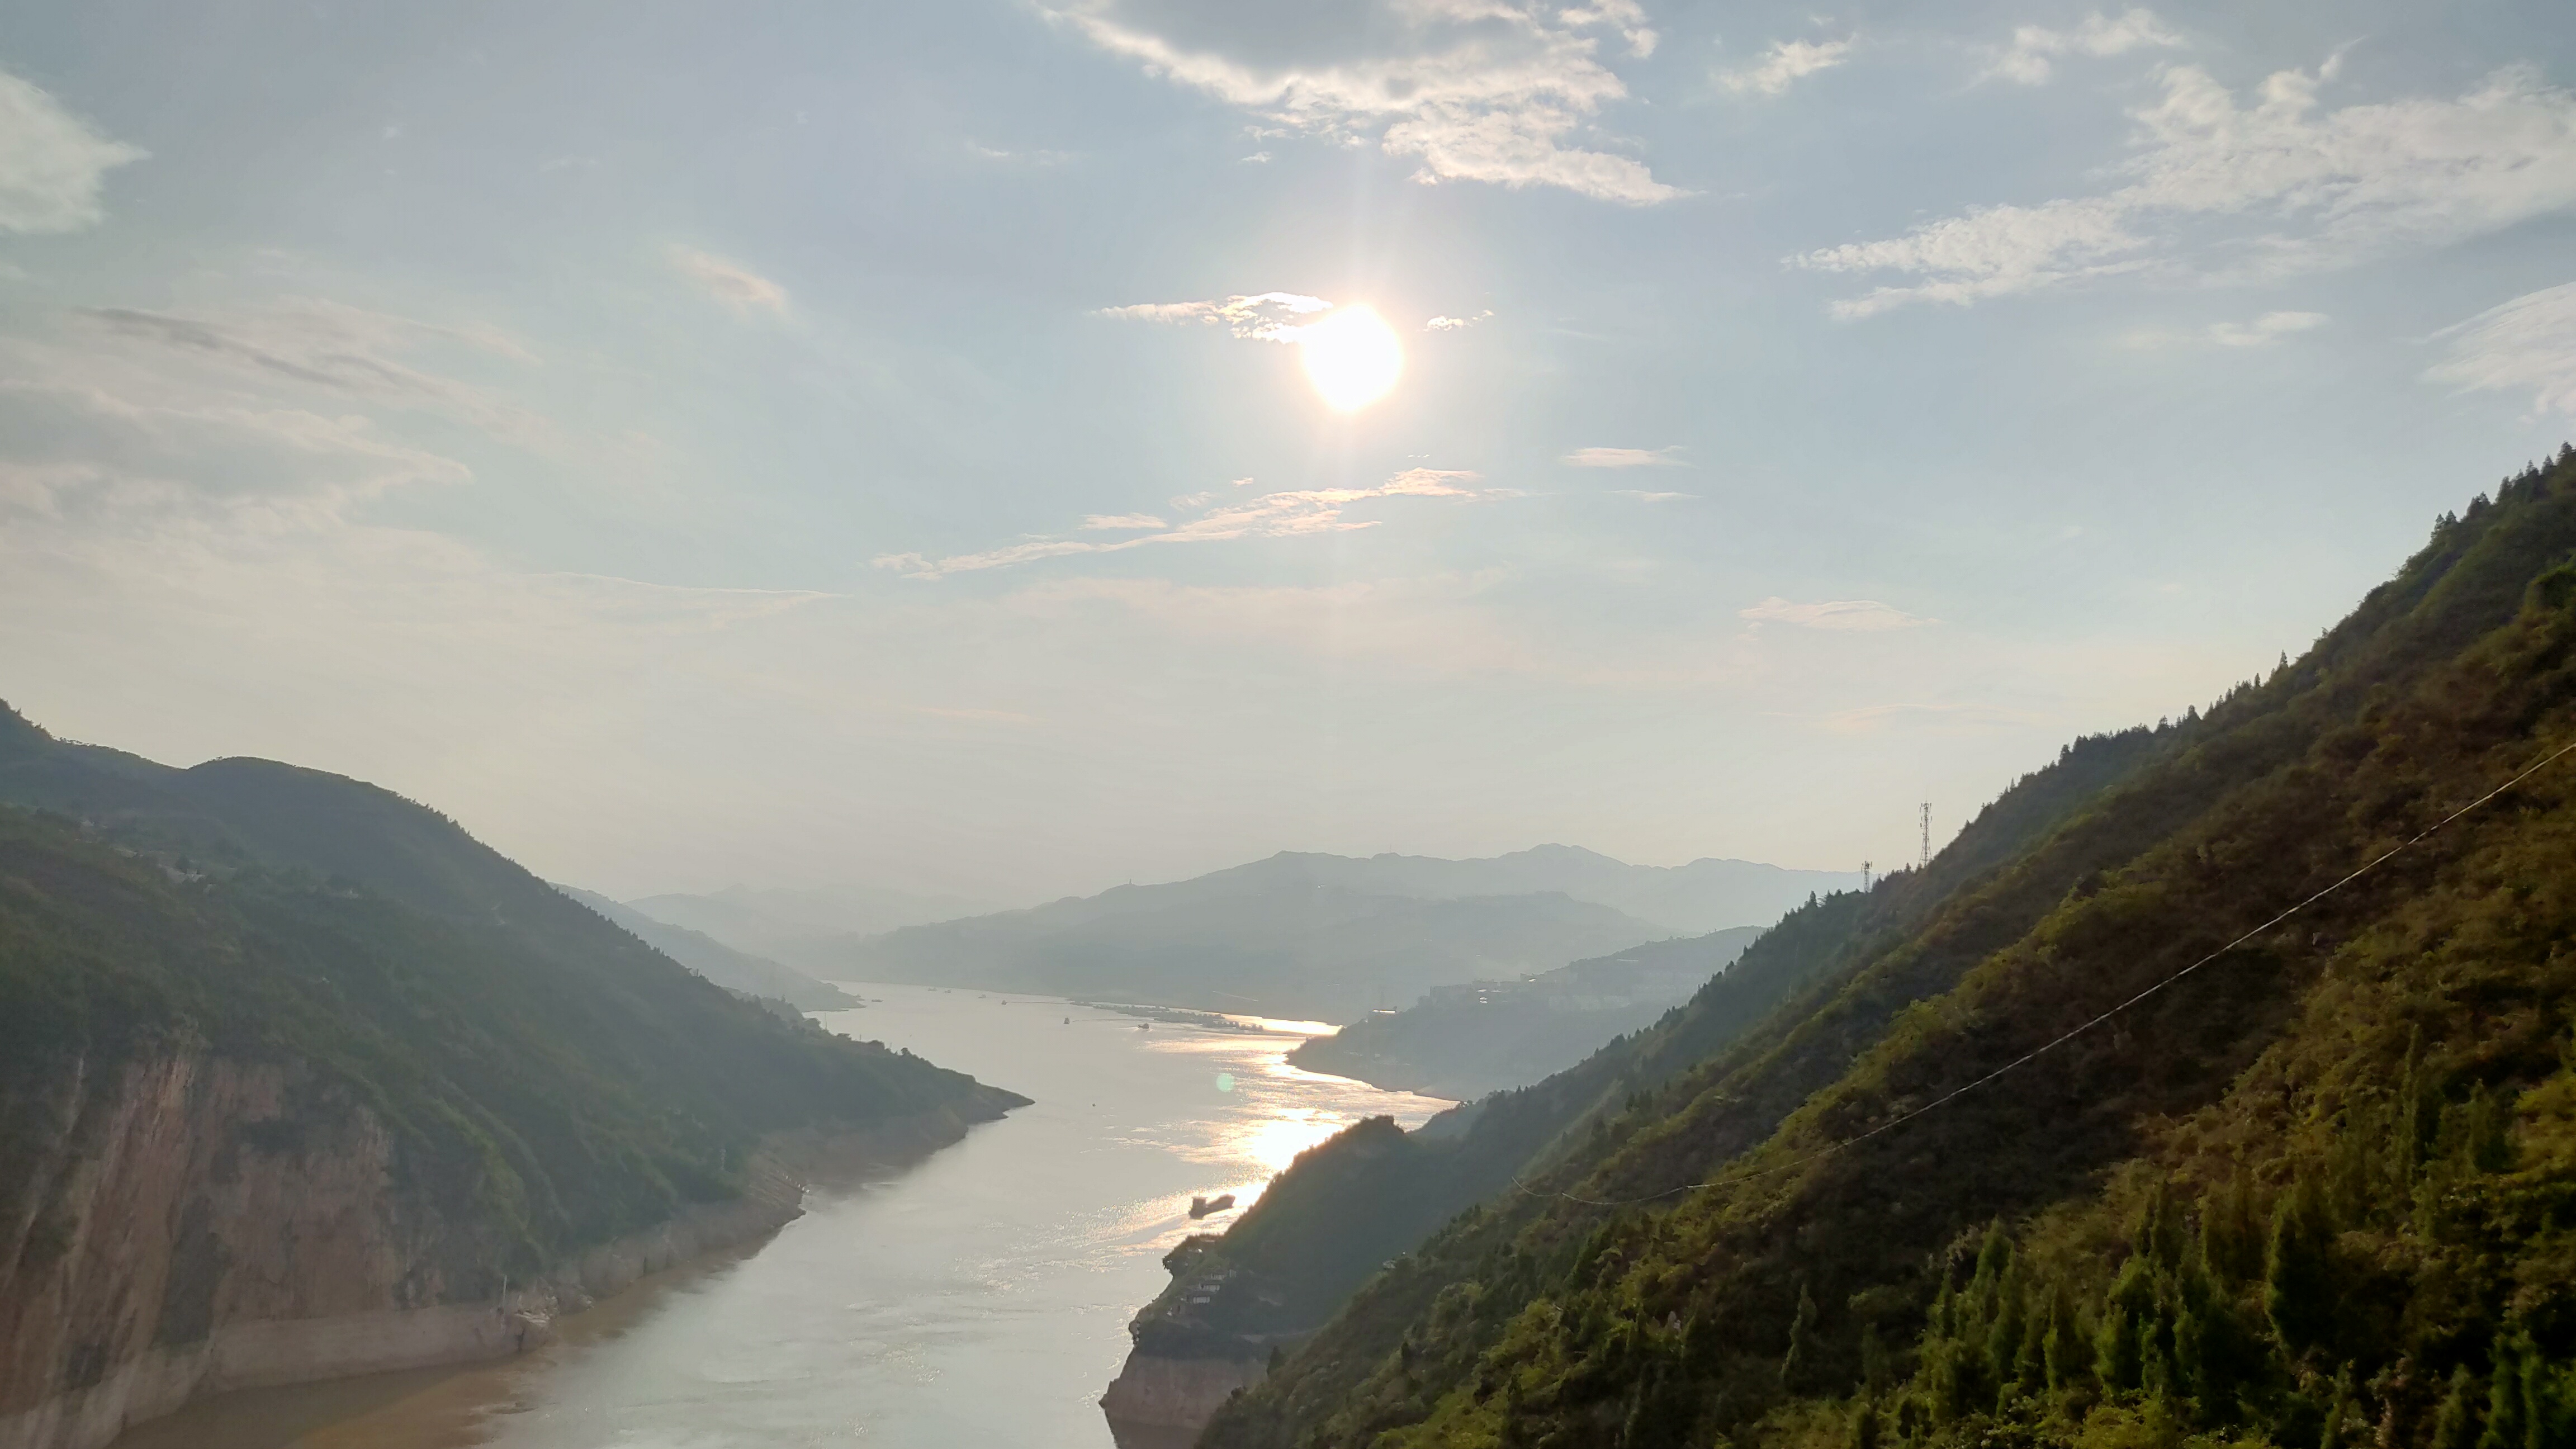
[1206,448,2576,1449]
[1137,716,2170,1367]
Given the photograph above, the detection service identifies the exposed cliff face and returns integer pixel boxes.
[1100,1351,1265,1448]
[0,1050,980,1449]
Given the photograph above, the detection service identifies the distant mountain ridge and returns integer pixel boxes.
[819,847,1850,1022]
[554,886,855,1009]
[1196,845,1858,936]
[1285,923,1769,1100]
[625,883,988,972]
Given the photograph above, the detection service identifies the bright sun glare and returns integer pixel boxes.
[1298,305,1404,411]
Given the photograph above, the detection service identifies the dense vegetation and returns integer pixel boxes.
[1201,447,2576,1449]
[0,712,1022,1289]
[1133,711,2170,1366]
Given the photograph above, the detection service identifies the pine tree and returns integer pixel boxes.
[2266,1175,2337,1357]
[1781,1282,1822,1392]
[2435,1365,2483,1449]
[2482,1334,2528,1449]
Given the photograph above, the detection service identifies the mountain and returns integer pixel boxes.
[555,886,855,1009]
[834,882,1669,1024]
[624,884,990,970]
[0,705,1025,1449]
[1285,925,1768,1100]
[824,847,1850,1024]
[1126,447,2576,1449]
[1100,713,2165,1445]
[1222,846,1859,936]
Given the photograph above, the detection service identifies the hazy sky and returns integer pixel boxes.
[3,0,2574,905]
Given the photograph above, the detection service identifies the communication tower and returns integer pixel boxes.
[1920,802,1931,871]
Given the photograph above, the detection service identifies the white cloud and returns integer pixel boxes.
[2207,310,2328,347]
[1081,513,1168,530]
[874,468,1486,580]
[0,70,146,234]
[1739,596,1934,631]
[1800,63,2576,316]
[1040,0,1676,204]
[1611,490,1696,501]
[1721,39,1852,98]
[1984,10,2182,86]
[1426,310,1493,330]
[1095,291,1330,342]
[669,246,789,316]
[2425,281,2576,415]
[1564,446,1679,467]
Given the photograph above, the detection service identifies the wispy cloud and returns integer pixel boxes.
[0,69,146,234]
[669,246,789,316]
[67,300,553,449]
[875,468,1487,580]
[1820,702,2050,735]
[1721,38,1852,98]
[1095,292,1330,342]
[1740,596,1934,631]
[1799,62,2576,316]
[2125,310,2332,348]
[2207,311,2329,347]
[1080,513,1168,530]
[1426,311,1493,331]
[1564,446,1680,467]
[1040,0,1676,204]
[1983,10,2183,86]
[966,141,1078,165]
[2425,281,2576,415]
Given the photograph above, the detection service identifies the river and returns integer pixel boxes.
[110,983,1447,1449]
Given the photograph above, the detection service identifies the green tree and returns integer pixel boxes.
[2265,1176,2338,1357]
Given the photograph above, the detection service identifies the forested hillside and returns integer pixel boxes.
[0,708,1026,1446]
[1202,447,2576,1449]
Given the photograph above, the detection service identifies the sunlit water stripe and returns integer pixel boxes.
[110,982,1447,1449]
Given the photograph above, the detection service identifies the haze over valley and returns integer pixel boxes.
[6,3,2576,1449]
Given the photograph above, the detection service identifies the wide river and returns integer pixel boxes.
[113,983,1446,1449]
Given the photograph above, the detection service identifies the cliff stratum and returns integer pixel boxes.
[1157,448,2576,1449]
[0,713,1026,1449]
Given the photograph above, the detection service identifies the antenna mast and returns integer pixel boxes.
[1920,802,1931,871]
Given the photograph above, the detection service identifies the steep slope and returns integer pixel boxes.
[1288,926,1769,1099]
[1201,449,2576,1449]
[1100,717,2167,1444]
[0,711,1025,1449]
[555,886,854,1009]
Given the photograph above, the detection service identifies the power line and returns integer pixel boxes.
[1514,733,2576,1211]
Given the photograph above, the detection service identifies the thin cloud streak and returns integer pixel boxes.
[875,469,1488,580]
[2426,281,2576,416]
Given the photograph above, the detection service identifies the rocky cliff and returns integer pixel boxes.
[0,1048,993,1449]
[0,722,1025,1449]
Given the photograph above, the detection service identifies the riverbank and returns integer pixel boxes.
[3,1096,1010,1449]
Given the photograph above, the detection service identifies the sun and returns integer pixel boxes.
[1298,305,1404,411]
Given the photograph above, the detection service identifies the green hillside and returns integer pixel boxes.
[0,711,1025,1286]
[1201,447,2576,1449]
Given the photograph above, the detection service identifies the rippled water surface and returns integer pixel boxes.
[113,983,1446,1449]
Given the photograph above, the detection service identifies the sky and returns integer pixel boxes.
[2,0,2574,906]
